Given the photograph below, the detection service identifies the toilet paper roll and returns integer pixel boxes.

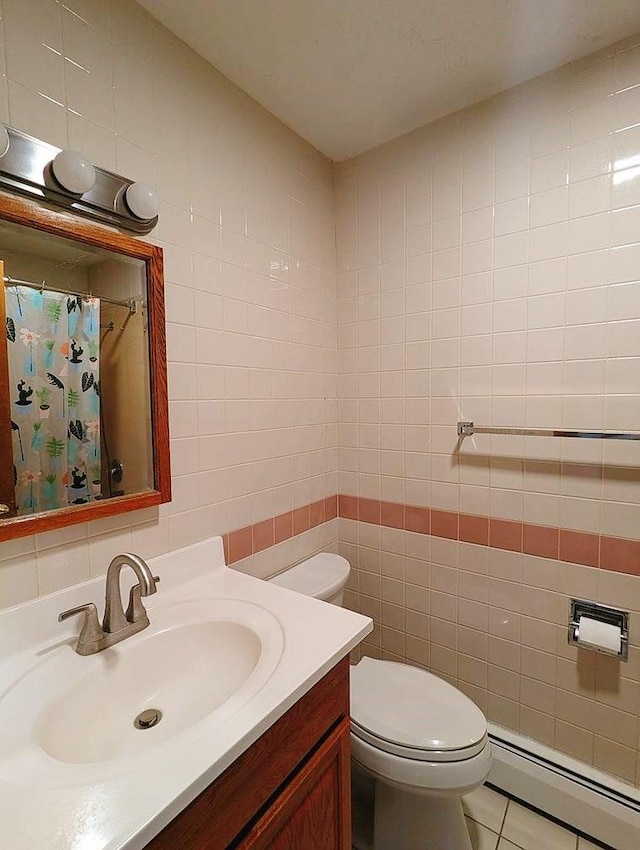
[577,616,622,654]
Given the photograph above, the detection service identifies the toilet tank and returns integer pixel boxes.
[269,553,351,606]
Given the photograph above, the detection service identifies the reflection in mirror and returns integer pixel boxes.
[0,195,170,540]
[2,221,150,514]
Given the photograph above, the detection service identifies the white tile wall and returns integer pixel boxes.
[335,35,640,540]
[0,0,337,608]
[336,37,640,786]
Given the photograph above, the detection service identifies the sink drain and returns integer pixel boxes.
[134,708,162,730]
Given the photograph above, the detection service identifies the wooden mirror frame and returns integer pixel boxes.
[0,192,171,542]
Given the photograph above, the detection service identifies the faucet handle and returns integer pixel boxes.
[126,576,160,624]
[59,603,104,654]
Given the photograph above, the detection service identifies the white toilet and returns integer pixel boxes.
[270,552,492,850]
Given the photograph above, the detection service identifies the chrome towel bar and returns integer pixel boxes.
[457,421,640,441]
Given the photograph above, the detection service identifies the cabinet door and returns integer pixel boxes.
[237,717,351,850]
[145,659,350,850]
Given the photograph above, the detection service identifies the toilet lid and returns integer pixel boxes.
[350,658,487,754]
[269,553,350,600]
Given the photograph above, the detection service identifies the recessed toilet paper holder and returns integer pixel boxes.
[568,598,629,661]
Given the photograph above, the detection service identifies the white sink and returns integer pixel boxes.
[0,536,372,850]
[0,598,284,782]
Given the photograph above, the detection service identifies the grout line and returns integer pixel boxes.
[498,795,510,837]
[465,815,500,849]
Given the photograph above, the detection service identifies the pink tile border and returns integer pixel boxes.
[359,497,381,525]
[489,518,523,552]
[600,536,640,574]
[338,494,358,520]
[431,509,458,540]
[226,526,252,563]
[292,505,310,536]
[459,513,489,545]
[559,529,599,567]
[523,524,559,559]
[405,505,430,534]
[381,500,405,528]
[252,518,274,554]
[222,494,640,577]
[224,496,335,564]
[274,510,293,544]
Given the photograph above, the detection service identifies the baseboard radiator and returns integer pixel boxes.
[488,724,640,850]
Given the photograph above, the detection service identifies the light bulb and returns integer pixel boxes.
[0,124,9,157]
[52,149,96,194]
[125,182,160,220]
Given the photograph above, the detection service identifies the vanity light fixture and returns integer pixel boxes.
[0,124,159,234]
[51,149,96,195]
[125,182,160,220]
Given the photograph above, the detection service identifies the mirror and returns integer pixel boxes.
[0,193,170,541]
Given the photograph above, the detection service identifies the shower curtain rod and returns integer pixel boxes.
[3,275,137,313]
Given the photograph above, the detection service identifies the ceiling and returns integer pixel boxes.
[136,0,640,161]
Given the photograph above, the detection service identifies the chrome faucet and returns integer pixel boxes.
[59,553,159,656]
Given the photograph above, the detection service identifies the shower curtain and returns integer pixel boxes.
[4,285,101,514]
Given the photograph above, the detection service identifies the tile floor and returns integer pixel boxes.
[462,784,610,850]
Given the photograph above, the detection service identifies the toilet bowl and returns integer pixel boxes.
[350,656,491,850]
[269,552,492,850]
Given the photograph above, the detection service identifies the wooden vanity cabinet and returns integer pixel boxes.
[145,657,351,850]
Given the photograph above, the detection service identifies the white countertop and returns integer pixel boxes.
[0,536,372,850]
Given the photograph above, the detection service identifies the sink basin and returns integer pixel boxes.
[0,598,284,781]
[0,534,373,850]
[38,619,264,764]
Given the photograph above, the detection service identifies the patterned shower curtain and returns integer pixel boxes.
[4,285,101,514]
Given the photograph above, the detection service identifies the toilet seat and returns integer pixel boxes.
[350,658,487,763]
[351,731,492,796]
[351,721,488,762]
